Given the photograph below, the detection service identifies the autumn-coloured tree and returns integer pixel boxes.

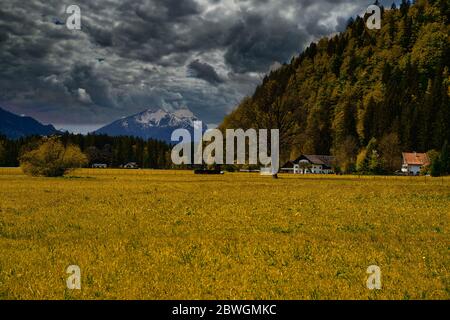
[332,136,359,173]
[20,137,87,177]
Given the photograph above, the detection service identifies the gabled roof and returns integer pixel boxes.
[280,160,295,169]
[294,155,335,167]
[402,152,430,166]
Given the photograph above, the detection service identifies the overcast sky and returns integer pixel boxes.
[0,0,397,133]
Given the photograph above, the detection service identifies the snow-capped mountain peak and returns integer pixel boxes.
[95,107,206,142]
[173,108,194,119]
[132,108,196,128]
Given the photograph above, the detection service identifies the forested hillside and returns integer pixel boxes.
[221,0,450,173]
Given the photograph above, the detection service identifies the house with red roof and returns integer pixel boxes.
[401,152,430,176]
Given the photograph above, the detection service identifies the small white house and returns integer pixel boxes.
[92,163,107,169]
[401,152,429,176]
[123,162,139,169]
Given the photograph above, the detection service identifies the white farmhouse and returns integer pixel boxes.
[281,155,335,174]
[92,163,107,168]
[123,162,139,169]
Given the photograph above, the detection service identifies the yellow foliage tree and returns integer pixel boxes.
[20,137,87,177]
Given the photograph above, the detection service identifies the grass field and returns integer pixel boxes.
[0,168,448,300]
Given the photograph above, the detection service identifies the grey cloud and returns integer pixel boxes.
[63,64,117,109]
[187,59,224,85]
[0,0,394,126]
[223,12,308,73]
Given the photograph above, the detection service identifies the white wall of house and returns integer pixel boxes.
[402,164,421,175]
[311,165,322,174]
[291,163,333,174]
[92,164,107,168]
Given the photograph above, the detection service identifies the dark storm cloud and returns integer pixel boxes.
[187,59,224,85]
[223,12,309,73]
[85,22,113,47]
[0,0,396,128]
[63,64,117,108]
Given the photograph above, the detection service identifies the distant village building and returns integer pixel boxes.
[401,152,430,175]
[123,162,139,169]
[92,163,107,169]
[281,155,335,174]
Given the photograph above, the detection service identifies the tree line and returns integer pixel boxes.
[0,133,173,169]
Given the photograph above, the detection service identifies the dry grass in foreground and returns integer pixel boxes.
[0,168,448,299]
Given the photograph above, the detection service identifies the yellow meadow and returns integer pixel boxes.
[0,168,448,299]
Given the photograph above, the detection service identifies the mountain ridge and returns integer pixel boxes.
[0,107,60,139]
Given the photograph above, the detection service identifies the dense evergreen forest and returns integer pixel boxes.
[221,0,450,173]
[0,133,172,169]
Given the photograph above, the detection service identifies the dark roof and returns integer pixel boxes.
[294,155,335,167]
[280,160,295,169]
[281,155,336,169]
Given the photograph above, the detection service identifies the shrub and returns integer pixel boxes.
[20,137,87,177]
[422,150,440,175]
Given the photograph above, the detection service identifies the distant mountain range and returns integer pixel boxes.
[95,107,207,142]
[0,107,59,139]
[0,106,206,142]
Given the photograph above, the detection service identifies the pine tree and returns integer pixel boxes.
[440,140,450,175]
[357,138,379,174]
[362,97,376,144]
[430,157,442,177]
[400,0,411,16]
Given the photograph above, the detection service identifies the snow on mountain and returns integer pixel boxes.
[94,107,206,142]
